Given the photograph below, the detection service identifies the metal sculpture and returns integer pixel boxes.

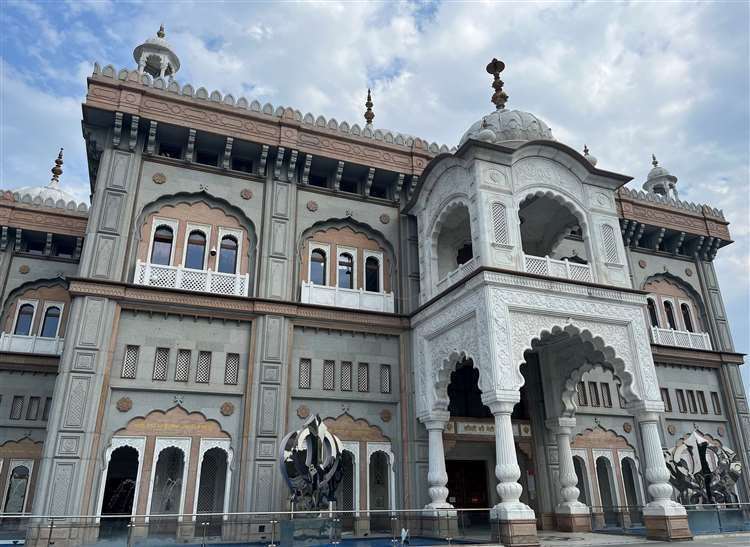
[664,430,742,504]
[279,414,344,511]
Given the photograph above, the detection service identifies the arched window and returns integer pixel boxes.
[185,230,207,270]
[3,465,30,513]
[338,253,354,289]
[365,256,380,292]
[14,304,34,336]
[663,301,677,330]
[681,303,694,332]
[40,306,61,338]
[100,446,139,537]
[151,226,174,265]
[150,447,185,515]
[596,457,618,526]
[573,456,590,505]
[217,236,238,274]
[646,298,660,327]
[621,458,642,524]
[310,249,327,285]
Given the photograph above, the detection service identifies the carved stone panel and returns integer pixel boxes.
[267,258,287,300]
[72,350,96,371]
[91,234,118,279]
[77,297,106,347]
[270,219,288,257]
[48,461,76,515]
[273,181,291,218]
[261,362,281,383]
[253,462,275,511]
[106,150,131,190]
[99,191,125,234]
[257,385,279,436]
[63,376,90,428]
[263,316,284,362]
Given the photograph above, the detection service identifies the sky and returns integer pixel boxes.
[0,1,748,383]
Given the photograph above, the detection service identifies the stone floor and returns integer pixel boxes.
[536,530,750,546]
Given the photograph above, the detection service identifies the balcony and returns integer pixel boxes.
[436,257,479,293]
[135,260,249,297]
[0,333,64,355]
[650,326,712,351]
[300,281,395,313]
[523,254,593,283]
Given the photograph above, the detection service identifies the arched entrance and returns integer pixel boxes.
[596,457,618,527]
[99,446,139,538]
[334,450,356,530]
[621,457,642,525]
[149,446,186,535]
[196,447,228,536]
[368,451,391,532]
[573,456,590,505]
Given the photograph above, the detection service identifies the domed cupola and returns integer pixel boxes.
[459,59,555,148]
[133,24,180,78]
[643,154,678,199]
[11,149,88,211]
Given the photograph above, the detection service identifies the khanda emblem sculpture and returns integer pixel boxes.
[279,415,344,510]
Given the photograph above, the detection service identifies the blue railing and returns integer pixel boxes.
[685,503,750,535]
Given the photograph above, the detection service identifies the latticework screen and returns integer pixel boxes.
[196,351,212,383]
[299,358,311,389]
[380,364,391,394]
[357,363,369,392]
[492,202,508,245]
[224,353,240,385]
[153,347,169,381]
[341,361,352,391]
[10,396,24,420]
[121,345,139,379]
[175,349,191,382]
[26,397,40,420]
[323,360,336,390]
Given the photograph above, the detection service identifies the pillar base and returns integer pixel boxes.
[555,512,592,532]
[644,514,693,541]
[492,519,540,547]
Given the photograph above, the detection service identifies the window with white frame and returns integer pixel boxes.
[646,297,660,327]
[39,302,64,338]
[183,224,211,270]
[662,298,678,330]
[680,302,695,332]
[309,243,329,286]
[337,248,357,289]
[217,228,243,274]
[364,252,383,292]
[13,301,37,336]
[149,218,178,266]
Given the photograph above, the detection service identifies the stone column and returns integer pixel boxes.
[420,412,453,512]
[488,399,539,546]
[546,418,590,532]
[637,410,692,541]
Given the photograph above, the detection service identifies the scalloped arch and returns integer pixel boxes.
[114,405,231,438]
[0,277,69,329]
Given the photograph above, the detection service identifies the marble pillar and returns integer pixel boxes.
[488,399,539,546]
[547,418,590,532]
[637,410,692,540]
[421,412,453,512]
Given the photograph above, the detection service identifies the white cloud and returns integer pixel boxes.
[1,0,748,381]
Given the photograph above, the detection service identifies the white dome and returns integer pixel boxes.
[459,108,555,148]
[11,182,88,212]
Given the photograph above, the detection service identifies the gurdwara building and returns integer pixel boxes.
[0,27,747,546]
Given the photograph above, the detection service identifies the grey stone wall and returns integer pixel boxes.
[0,370,56,444]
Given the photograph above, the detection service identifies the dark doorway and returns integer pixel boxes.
[446,460,489,522]
[99,446,139,539]
[448,360,490,418]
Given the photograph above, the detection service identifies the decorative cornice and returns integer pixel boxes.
[617,187,730,242]
[67,278,409,329]
[650,344,745,367]
[86,64,452,175]
[0,191,88,237]
[0,351,59,373]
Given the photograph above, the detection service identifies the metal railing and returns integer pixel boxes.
[300,281,395,313]
[588,505,646,535]
[0,508,502,546]
[650,326,713,350]
[0,332,64,355]
[684,503,750,535]
[523,254,593,283]
[134,260,250,297]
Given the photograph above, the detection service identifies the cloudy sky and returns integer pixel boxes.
[1,1,748,381]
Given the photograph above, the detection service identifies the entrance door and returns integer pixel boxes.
[446,460,489,515]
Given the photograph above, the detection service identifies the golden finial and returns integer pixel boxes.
[157,24,165,39]
[583,144,590,156]
[364,88,374,126]
[50,148,63,187]
[652,153,658,167]
[486,58,508,110]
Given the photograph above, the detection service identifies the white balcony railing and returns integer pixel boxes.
[650,326,712,351]
[436,257,479,293]
[135,260,249,297]
[0,333,64,355]
[523,254,593,283]
[301,281,395,313]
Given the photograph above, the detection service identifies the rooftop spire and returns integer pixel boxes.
[49,148,63,188]
[486,58,508,110]
[364,88,374,126]
[652,153,658,167]
[157,24,165,39]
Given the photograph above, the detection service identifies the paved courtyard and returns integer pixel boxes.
[536,530,750,546]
